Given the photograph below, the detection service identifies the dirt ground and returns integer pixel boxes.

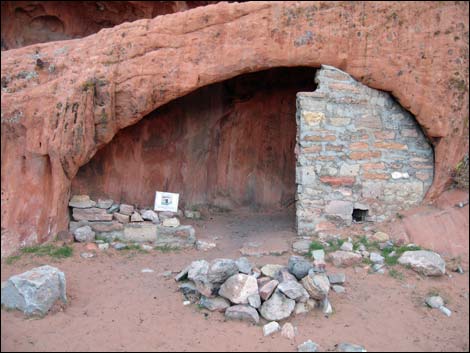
[1,210,469,352]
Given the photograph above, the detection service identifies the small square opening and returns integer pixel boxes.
[352,208,368,223]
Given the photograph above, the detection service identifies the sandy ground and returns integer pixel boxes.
[1,210,469,352]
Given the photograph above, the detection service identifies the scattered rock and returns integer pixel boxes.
[184,210,201,219]
[340,242,353,252]
[207,259,239,285]
[337,343,367,352]
[288,256,313,280]
[141,244,153,251]
[425,296,444,308]
[301,273,330,300]
[439,306,452,317]
[183,300,191,306]
[112,242,127,250]
[379,241,394,250]
[196,240,217,251]
[119,204,134,215]
[311,249,325,262]
[1,265,66,316]
[292,239,312,255]
[328,273,346,285]
[163,217,180,227]
[96,199,113,209]
[80,252,96,259]
[247,294,261,309]
[219,274,258,304]
[73,225,95,243]
[398,250,446,276]
[370,252,384,264]
[259,280,279,301]
[328,251,362,267]
[113,212,130,223]
[98,243,109,251]
[131,212,144,222]
[141,268,154,273]
[277,280,310,302]
[281,322,296,339]
[69,195,96,208]
[332,285,345,293]
[298,340,319,352]
[141,210,160,223]
[260,292,296,321]
[225,305,259,324]
[263,321,281,336]
[322,297,333,315]
[372,264,384,273]
[236,257,252,274]
[369,231,389,242]
[199,296,231,312]
[261,264,285,278]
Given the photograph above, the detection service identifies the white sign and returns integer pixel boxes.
[154,191,179,212]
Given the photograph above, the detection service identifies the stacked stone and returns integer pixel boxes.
[175,255,345,326]
[295,65,434,236]
[68,195,195,248]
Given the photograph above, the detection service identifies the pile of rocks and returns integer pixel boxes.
[175,255,346,331]
[68,195,196,249]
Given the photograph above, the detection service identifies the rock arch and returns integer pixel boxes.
[1,1,468,256]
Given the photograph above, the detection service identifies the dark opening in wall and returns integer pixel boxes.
[352,208,368,223]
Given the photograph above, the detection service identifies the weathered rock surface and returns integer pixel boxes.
[199,296,231,312]
[154,225,196,249]
[122,223,157,242]
[247,294,261,309]
[130,212,144,222]
[1,1,468,257]
[162,218,180,228]
[259,280,279,301]
[1,265,66,316]
[179,281,201,303]
[328,273,346,285]
[275,268,298,283]
[260,292,296,321]
[263,321,280,336]
[141,210,160,223]
[398,250,446,276]
[235,257,252,275]
[301,273,330,300]
[225,305,259,324]
[288,256,313,280]
[219,274,258,304]
[261,264,285,278]
[72,208,113,222]
[207,259,239,285]
[96,199,113,209]
[329,251,363,268]
[119,204,134,216]
[69,195,96,208]
[426,296,444,309]
[73,225,95,242]
[187,260,212,297]
[277,280,310,302]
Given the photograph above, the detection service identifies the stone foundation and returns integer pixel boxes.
[296,66,434,236]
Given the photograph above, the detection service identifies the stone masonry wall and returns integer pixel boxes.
[296,65,434,236]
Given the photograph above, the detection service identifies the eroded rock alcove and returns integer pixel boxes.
[72,67,317,211]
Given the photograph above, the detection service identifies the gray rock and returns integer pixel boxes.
[1,265,66,316]
[140,210,160,223]
[372,264,384,273]
[130,212,144,222]
[340,242,353,252]
[337,343,367,352]
[107,203,120,214]
[277,280,310,302]
[328,273,346,284]
[69,195,96,208]
[199,296,231,312]
[298,340,319,352]
[184,210,201,219]
[370,252,384,264]
[259,280,279,301]
[398,250,446,276]
[263,321,281,336]
[288,256,313,280]
[379,241,394,250]
[73,225,95,243]
[175,266,190,282]
[196,240,217,251]
[155,225,196,249]
[73,207,113,222]
[260,292,296,321]
[236,257,252,274]
[311,249,325,262]
[207,259,239,284]
[439,306,452,317]
[119,204,134,215]
[275,268,298,283]
[301,273,330,300]
[322,297,333,315]
[219,274,258,304]
[122,223,157,242]
[248,294,261,309]
[162,217,180,227]
[425,296,444,309]
[261,264,285,278]
[112,242,127,250]
[332,285,345,293]
[225,305,259,324]
[294,299,316,315]
[187,260,213,297]
[80,252,96,259]
[113,212,130,223]
[179,282,201,303]
[96,199,113,209]
[328,251,362,267]
[292,239,312,255]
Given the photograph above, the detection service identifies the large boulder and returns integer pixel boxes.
[260,291,296,321]
[219,274,258,304]
[398,250,446,276]
[288,256,313,280]
[1,266,67,316]
[207,259,239,285]
[187,260,213,297]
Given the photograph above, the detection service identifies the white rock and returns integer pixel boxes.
[281,323,296,340]
[340,242,353,252]
[263,321,281,336]
[163,217,180,228]
[391,172,410,179]
[398,250,446,276]
[219,274,259,304]
[439,306,452,317]
[141,268,154,273]
[98,243,109,251]
[370,252,384,264]
[425,296,444,309]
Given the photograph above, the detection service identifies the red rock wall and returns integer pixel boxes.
[71,68,315,210]
[1,2,468,257]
